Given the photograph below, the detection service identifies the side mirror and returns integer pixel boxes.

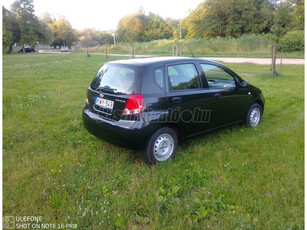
[240,80,248,87]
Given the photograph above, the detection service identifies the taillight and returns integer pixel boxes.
[122,94,144,116]
[86,87,89,104]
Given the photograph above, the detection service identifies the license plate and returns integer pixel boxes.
[95,97,114,109]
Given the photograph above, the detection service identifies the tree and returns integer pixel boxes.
[78,28,100,47]
[116,12,146,42]
[49,18,78,48]
[40,12,54,24]
[35,20,54,45]
[4,2,54,53]
[96,31,114,45]
[3,23,14,53]
[3,6,20,53]
[270,1,293,41]
[181,0,274,39]
[11,0,38,51]
[143,13,174,41]
[180,2,208,39]
[291,0,304,30]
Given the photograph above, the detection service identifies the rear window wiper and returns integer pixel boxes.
[97,86,116,93]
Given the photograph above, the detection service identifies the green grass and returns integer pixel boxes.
[3,53,304,229]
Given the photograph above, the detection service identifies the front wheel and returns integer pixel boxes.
[142,127,178,165]
[246,103,262,127]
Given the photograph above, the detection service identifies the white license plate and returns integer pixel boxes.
[95,97,114,109]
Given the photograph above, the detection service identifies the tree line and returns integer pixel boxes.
[3,0,304,54]
[117,0,304,43]
[3,0,114,53]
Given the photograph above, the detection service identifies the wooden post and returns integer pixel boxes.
[103,45,108,58]
[173,45,181,56]
[279,46,283,76]
[271,45,276,76]
[271,44,285,77]
[130,47,135,58]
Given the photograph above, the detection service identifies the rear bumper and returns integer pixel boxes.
[82,108,157,149]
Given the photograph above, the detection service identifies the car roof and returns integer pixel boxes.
[108,56,222,67]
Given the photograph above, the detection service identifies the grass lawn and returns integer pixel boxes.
[3,53,304,229]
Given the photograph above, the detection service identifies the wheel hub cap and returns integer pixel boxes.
[250,108,260,127]
[153,134,174,161]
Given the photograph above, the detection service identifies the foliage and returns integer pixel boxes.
[3,4,53,53]
[78,29,100,48]
[179,2,208,39]
[116,11,178,43]
[77,29,114,47]
[48,18,78,48]
[35,20,54,45]
[2,22,14,54]
[270,1,294,42]
[143,13,174,42]
[117,11,147,43]
[291,0,304,30]
[96,31,114,45]
[281,30,304,51]
[181,0,274,39]
[11,0,38,49]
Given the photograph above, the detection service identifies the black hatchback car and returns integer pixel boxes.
[83,57,264,164]
[18,47,37,53]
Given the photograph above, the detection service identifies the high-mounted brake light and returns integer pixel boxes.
[122,94,144,116]
[86,87,89,104]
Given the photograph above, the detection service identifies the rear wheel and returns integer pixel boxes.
[142,127,178,165]
[246,103,262,127]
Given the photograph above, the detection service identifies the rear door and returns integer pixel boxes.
[88,64,142,121]
[165,62,212,136]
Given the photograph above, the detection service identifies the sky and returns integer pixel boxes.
[2,0,203,31]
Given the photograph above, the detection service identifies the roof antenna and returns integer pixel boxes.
[186,41,194,57]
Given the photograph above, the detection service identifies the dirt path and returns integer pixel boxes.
[102,53,304,65]
[200,57,304,65]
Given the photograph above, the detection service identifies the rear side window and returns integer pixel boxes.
[90,64,140,94]
[167,64,200,90]
[154,68,164,90]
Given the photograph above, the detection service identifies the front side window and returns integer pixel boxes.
[200,64,236,89]
[167,64,200,90]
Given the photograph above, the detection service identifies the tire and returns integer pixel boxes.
[246,103,262,127]
[142,127,178,165]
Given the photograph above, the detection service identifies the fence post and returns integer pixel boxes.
[130,47,135,58]
[103,45,108,58]
[271,45,276,76]
[271,44,285,77]
[172,45,181,56]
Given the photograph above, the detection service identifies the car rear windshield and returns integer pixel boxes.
[90,64,141,95]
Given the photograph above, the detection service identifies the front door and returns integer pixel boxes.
[199,63,249,127]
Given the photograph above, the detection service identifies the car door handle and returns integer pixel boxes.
[214,93,222,99]
[172,97,182,103]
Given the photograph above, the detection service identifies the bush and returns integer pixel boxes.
[281,30,304,51]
